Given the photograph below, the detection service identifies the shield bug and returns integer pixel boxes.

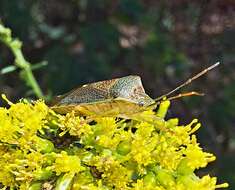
[51,75,155,117]
[51,62,220,118]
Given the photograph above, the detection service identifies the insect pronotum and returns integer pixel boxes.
[51,62,220,118]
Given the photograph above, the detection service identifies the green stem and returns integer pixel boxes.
[0,24,44,98]
[13,46,44,98]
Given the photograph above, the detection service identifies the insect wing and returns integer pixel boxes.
[52,85,110,106]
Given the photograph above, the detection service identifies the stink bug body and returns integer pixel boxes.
[51,62,220,117]
[51,75,155,117]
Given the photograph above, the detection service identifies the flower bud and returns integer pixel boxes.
[116,141,131,155]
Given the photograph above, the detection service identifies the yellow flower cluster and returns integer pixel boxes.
[0,96,228,190]
[53,151,84,175]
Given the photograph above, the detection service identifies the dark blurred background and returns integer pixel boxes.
[0,0,234,188]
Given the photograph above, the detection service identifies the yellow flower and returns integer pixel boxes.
[183,135,216,170]
[89,155,132,189]
[0,96,228,189]
[53,151,83,175]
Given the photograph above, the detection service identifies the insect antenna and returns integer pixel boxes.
[166,91,204,101]
[154,62,220,102]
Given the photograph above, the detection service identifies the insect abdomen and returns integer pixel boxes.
[51,100,143,116]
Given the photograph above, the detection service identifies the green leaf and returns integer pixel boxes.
[0,65,17,74]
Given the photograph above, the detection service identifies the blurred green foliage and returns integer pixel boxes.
[0,23,44,98]
[0,0,234,189]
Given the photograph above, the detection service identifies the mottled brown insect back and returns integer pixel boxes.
[51,75,155,116]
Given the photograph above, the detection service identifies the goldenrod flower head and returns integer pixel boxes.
[53,151,83,175]
[0,96,228,189]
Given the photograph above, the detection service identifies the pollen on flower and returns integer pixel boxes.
[0,95,228,189]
